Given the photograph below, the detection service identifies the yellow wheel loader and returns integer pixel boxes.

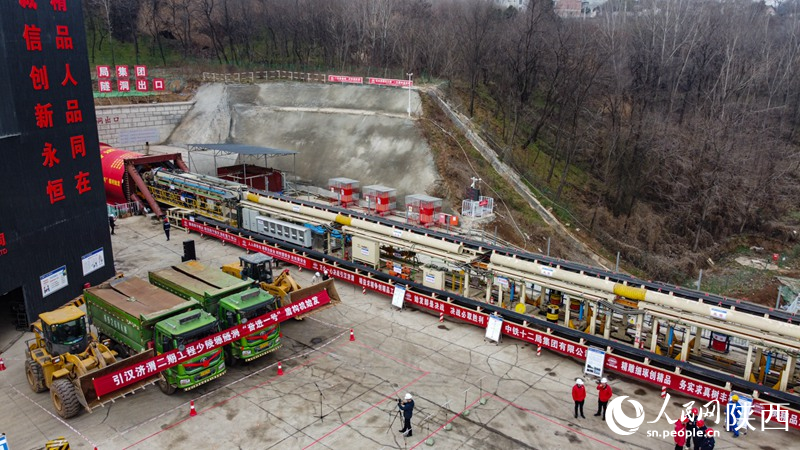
[222,253,340,319]
[25,304,156,419]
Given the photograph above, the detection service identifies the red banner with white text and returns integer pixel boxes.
[92,289,331,397]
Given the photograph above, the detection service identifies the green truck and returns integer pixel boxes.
[148,260,281,366]
[84,277,227,394]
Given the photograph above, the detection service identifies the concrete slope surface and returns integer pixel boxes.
[168,82,438,197]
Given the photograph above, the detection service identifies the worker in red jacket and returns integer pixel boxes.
[674,417,688,450]
[572,378,586,418]
[594,377,613,420]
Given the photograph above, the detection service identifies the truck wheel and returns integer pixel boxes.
[25,360,47,393]
[99,334,128,358]
[158,375,177,395]
[225,348,239,368]
[50,379,81,419]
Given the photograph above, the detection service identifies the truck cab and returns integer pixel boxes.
[218,287,281,364]
[153,309,226,393]
[149,260,281,365]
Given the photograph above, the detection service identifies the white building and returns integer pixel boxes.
[491,0,530,9]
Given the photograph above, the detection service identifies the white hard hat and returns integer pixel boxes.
[601,377,608,384]
[576,378,584,385]
[405,393,412,400]
[315,272,321,277]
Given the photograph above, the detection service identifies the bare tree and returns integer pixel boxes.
[455,0,499,117]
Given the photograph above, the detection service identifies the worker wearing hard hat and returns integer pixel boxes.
[695,419,708,447]
[698,427,716,450]
[674,417,688,450]
[686,407,699,449]
[572,379,586,419]
[594,377,613,421]
[398,393,415,437]
[726,394,742,438]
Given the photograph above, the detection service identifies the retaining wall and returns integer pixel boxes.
[95,101,194,151]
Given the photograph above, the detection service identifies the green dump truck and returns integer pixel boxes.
[84,277,226,394]
[148,260,281,366]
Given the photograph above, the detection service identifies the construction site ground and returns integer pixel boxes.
[0,216,797,449]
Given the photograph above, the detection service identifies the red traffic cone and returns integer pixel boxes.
[536,345,542,357]
[362,286,366,295]
[277,361,284,376]
[350,329,355,341]
[0,357,6,371]
[190,400,197,417]
[661,386,667,398]
[439,312,444,323]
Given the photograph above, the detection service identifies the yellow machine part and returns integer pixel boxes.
[582,306,594,333]
[672,337,696,361]
[39,305,84,327]
[613,296,639,309]
[613,284,647,301]
[68,341,117,376]
[45,437,70,449]
[259,270,342,319]
[546,304,560,322]
[221,261,244,279]
[260,269,303,305]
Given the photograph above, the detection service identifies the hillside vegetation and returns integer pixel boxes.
[86,0,800,288]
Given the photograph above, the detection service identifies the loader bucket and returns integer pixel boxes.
[76,349,158,412]
[286,279,341,320]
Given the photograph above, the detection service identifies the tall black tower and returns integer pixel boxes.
[0,0,115,324]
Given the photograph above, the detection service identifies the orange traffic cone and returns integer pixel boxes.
[0,357,6,371]
[536,345,542,357]
[350,329,355,341]
[661,386,667,398]
[277,361,284,376]
[190,400,197,417]
[439,312,444,323]
[362,286,366,295]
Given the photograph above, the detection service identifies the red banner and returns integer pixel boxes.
[182,220,800,429]
[328,75,363,84]
[368,77,412,88]
[92,289,331,397]
[501,321,588,359]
